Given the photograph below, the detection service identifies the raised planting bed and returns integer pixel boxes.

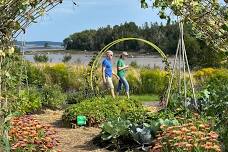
[9,115,61,152]
[62,97,150,127]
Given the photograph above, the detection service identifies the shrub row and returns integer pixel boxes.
[27,63,170,95]
[13,85,66,114]
[28,63,228,94]
[31,63,87,91]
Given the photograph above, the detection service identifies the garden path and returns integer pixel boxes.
[32,109,108,152]
[143,101,162,113]
[31,101,160,152]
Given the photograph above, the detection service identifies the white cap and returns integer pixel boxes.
[107,50,113,55]
[122,51,128,56]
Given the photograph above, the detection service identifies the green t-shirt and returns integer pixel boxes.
[117,59,126,77]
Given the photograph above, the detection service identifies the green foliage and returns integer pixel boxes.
[65,92,83,104]
[101,118,131,141]
[129,61,139,68]
[62,54,72,63]
[198,69,228,151]
[44,63,70,90]
[0,54,27,91]
[131,94,159,102]
[41,84,66,109]
[131,118,178,147]
[62,97,148,126]
[126,68,142,94]
[140,69,168,94]
[130,123,154,147]
[64,22,180,54]
[0,0,61,49]
[0,1,61,150]
[26,62,45,86]
[203,70,228,119]
[0,54,32,151]
[33,54,49,63]
[64,20,227,68]
[141,0,228,52]
[194,68,217,81]
[43,63,87,91]
[196,69,228,118]
[31,64,228,98]
[100,118,155,151]
[44,42,49,48]
[185,29,227,68]
[14,87,42,114]
[99,117,179,151]
[0,112,20,152]
[35,63,170,95]
[156,118,179,127]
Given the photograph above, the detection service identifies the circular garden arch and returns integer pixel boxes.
[88,37,171,99]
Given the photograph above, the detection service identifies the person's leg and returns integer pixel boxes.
[111,88,115,98]
[106,77,115,98]
[116,79,123,96]
[121,77,130,98]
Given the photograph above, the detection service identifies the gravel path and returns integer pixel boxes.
[143,101,164,113]
[32,109,107,152]
[31,102,161,152]
[143,101,160,107]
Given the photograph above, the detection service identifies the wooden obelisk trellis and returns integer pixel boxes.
[166,22,198,108]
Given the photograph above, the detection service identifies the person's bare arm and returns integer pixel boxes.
[102,66,106,83]
[112,72,119,80]
[117,65,129,71]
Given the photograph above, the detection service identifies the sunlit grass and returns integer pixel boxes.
[130,94,159,102]
[106,94,159,102]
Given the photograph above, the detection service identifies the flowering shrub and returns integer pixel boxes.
[194,68,217,79]
[151,122,221,152]
[9,116,61,152]
[140,69,168,94]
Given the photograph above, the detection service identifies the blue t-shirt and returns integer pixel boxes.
[102,58,112,77]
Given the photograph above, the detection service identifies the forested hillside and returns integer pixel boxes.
[64,22,226,67]
[64,22,179,54]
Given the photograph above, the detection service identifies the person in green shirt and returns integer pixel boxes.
[116,51,130,98]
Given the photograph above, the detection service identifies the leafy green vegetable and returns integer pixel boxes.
[130,123,153,151]
[101,118,131,140]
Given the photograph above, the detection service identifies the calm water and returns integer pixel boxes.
[23,53,175,68]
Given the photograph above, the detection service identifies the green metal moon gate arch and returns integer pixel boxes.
[89,37,171,91]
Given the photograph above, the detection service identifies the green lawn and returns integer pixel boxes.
[130,94,159,102]
[106,94,159,102]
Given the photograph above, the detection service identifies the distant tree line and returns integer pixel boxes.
[63,22,181,54]
[63,22,227,68]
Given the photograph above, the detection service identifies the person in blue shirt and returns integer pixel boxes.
[102,50,119,98]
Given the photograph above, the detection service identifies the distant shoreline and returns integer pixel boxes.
[24,49,171,57]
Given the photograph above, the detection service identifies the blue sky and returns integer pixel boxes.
[23,0,163,42]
